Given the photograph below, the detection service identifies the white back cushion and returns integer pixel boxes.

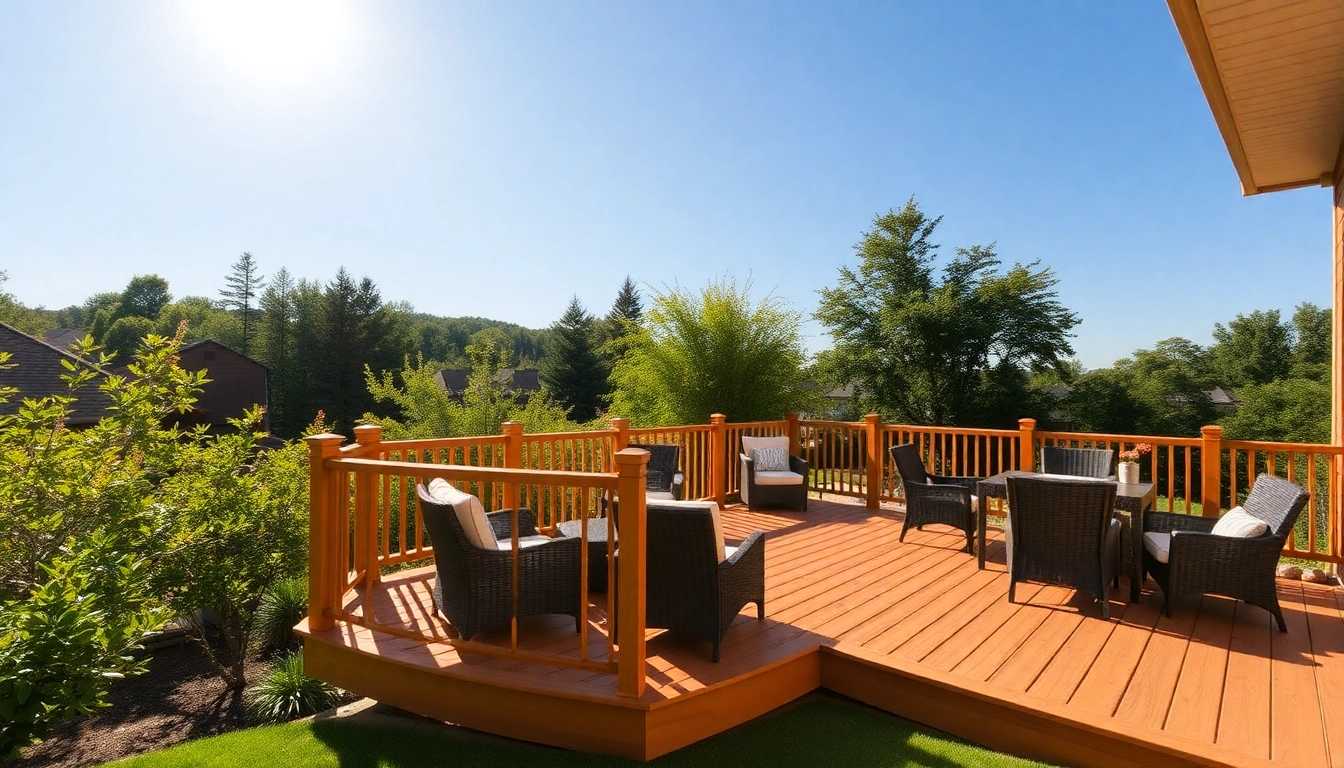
[1211,506,1269,538]
[426,478,498,549]
[742,435,790,459]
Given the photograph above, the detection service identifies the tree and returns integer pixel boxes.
[1220,378,1330,443]
[0,271,52,337]
[540,296,609,420]
[117,274,172,321]
[101,316,157,361]
[154,412,310,689]
[0,332,204,756]
[1071,338,1216,437]
[220,253,266,357]
[815,199,1079,426]
[258,268,298,434]
[609,278,818,425]
[1291,302,1331,382]
[1206,309,1292,389]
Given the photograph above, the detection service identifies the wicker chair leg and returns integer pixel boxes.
[1100,596,1110,621]
[756,600,765,620]
[1271,605,1288,632]
[711,641,721,663]
[899,518,911,542]
[1008,580,1016,604]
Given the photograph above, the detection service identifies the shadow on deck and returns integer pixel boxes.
[297,497,1344,767]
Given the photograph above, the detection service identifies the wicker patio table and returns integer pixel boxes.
[976,470,1155,602]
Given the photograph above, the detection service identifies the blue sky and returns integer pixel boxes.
[0,1,1330,370]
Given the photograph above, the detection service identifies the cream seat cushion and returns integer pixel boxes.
[1143,531,1171,564]
[426,478,498,550]
[649,499,727,563]
[753,470,805,486]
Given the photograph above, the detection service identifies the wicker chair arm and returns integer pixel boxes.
[1144,510,1216,535]
[486,508,541,538]
[1167,530,1285,565]
[722,531,765,568]
[904,480,972,505]
[787,454,809,474]
[931,475,981,492]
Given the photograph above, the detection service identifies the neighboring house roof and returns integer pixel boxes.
[1205,386,1242,408]
[435,368,542,398]
[43,328,86,351]
[0,322,113,425]
[1037,384,1242,411]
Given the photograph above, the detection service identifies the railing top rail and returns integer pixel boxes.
[328,457,621,490]
[519,429,613,442]
[881,424,1019,438]
[723,420,790,429]
[798,419,867,429]
[1036,430,1201,447]
[628,425,711,435]
[377,435,506,450]
[1221,439,1344,453]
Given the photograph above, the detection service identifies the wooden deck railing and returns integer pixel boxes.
[307,425,651,697]
[304,414,1341,696]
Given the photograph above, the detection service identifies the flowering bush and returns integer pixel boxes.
[1119,443,1152,464]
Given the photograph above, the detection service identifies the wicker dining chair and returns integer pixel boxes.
[1142,473,1309,631]
[643,500,766,662]
[1005,475,1122,619]
[627,442,684,500]
[417,482,583,641]
[739,435,808,512]
[1041,446,1115,479]
[889,443,980,552]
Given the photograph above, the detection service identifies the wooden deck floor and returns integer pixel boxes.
[300,497,1344,767]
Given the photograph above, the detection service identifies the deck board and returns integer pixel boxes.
[302,497,1344,767]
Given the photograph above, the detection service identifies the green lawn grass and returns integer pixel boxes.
[104,694,1055,768]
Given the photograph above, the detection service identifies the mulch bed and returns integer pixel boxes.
[21,640,271,768]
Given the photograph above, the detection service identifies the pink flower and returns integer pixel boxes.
[1119,443,1152,463]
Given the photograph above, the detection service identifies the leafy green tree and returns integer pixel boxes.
[1220,378,1330,443]
[117,274,172,322]
[1071,338,1215,437]
[815,198,1079,426]
[609,277,817,425]
[1290,302,1330,382]
[1206,309,1292,388]
[0,332,204,757]
[102,316,157,360]
[154,411,311,689]
[220,252,266,357]
[0,271,52,337]
[540,296,609,420]
[258,268,299,434]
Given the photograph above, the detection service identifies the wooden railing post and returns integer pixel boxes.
[306,433,346,632]
[353,425,383,585]
[864,413,882,509]
[1201,425,1223,517]
[610,417,630,452]
[1018,418,1037,472]
[502,421,523,512]
[786,412,800,451]
[615,448,648,698]
[710,413,727,507]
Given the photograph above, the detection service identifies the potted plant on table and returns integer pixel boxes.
[1117,443,1151,484]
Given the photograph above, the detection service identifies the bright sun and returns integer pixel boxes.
[183,0,357,92]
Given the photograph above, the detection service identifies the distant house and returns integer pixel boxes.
[0,322,113,426]
[435,368,542,403]
[42,328,86,352]
[175,341,270,434]
[1036,384,1242,431]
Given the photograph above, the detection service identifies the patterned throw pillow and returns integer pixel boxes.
[752,446,790,472]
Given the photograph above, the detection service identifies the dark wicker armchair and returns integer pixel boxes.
[417,483,583,641]
[1005,475,1122,619]
[1041,447,1115,479]
[889,443,980,551]
[645,501,765,662]
[627,442,683,500]
[1142,473,1309,631]
[739,435,808,512]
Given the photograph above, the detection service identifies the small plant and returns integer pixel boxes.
[1118,443,1152,464]
[253,576,308,652]
[244,650,342,724]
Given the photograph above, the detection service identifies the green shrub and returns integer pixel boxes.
[244,650,342,724]
[253,577,308,652]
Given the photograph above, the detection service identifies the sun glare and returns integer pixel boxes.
[183,0,357,92]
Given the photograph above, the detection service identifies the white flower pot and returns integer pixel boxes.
[1118,462,1140,484]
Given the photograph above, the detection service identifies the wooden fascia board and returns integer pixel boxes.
[1167,0,1261,195]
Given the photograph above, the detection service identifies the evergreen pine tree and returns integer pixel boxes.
[258,268,296,434]
[220,252,266,357]
[540,296,609,421]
